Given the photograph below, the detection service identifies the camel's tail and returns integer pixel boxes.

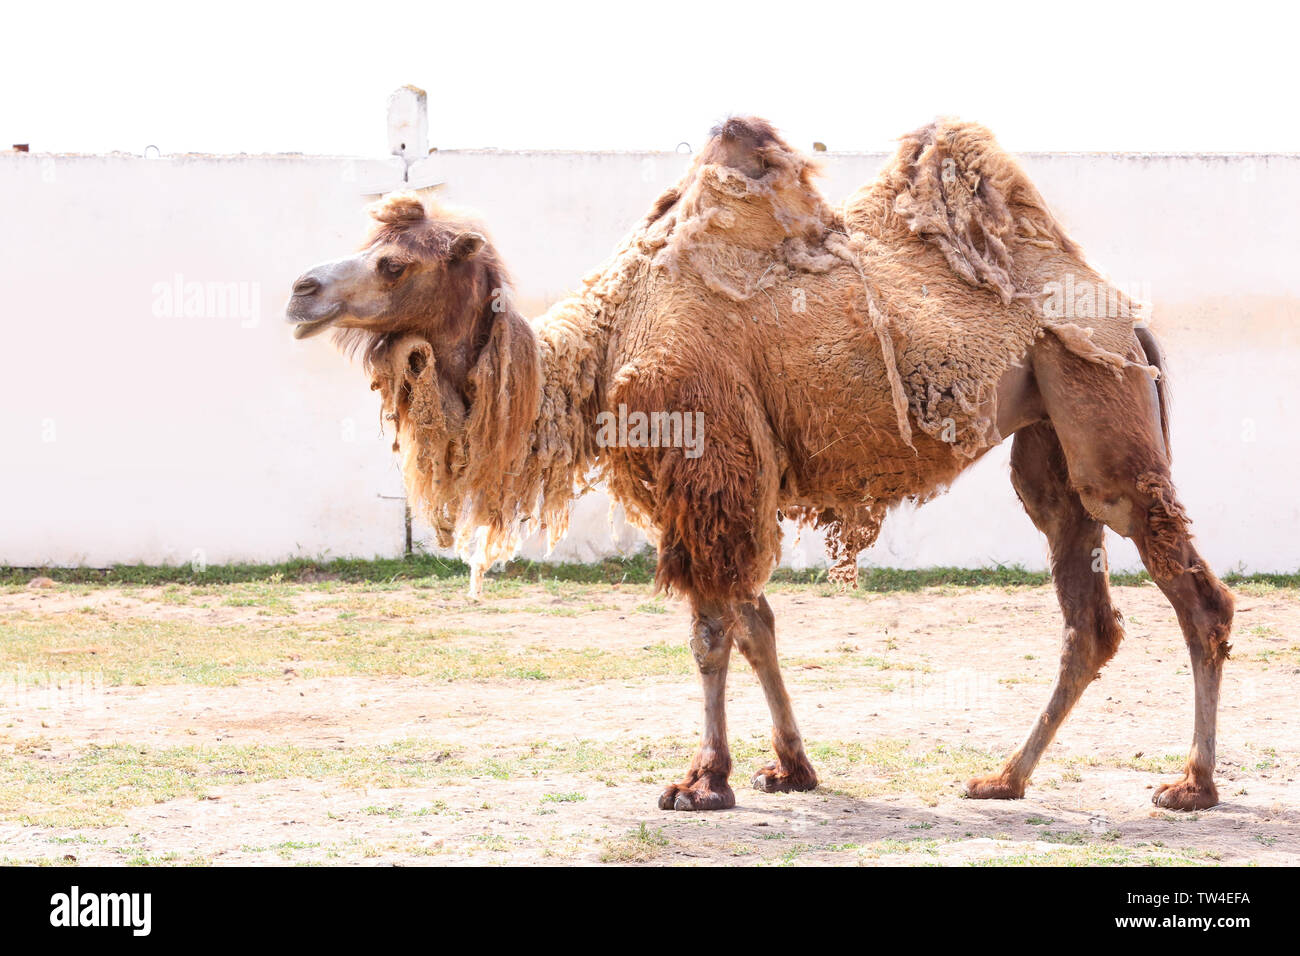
[1135,325,1172,461]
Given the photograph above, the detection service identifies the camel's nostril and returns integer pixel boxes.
[293,276,320,297]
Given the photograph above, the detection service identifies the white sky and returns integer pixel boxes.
[3,0,1295,156]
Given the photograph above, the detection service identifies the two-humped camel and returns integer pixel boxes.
[285,117,1233,812]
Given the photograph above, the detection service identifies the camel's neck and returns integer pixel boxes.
[386,236,645,593]
[530,294,614,423]
[510,292,612,494]
[523,224,663,445]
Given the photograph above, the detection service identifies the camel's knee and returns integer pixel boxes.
[689,616,732,674]
[1062,607,1124,675]
[733,599,776,662]
[1075,484,1141,538]
[1123,470,1234,660]
[1132,470,1196,579]
[1097,608,1125,663]
[1076,469,1190,567]
[1183,569,1235,663]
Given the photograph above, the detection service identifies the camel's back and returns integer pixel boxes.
[585,116,1155,598]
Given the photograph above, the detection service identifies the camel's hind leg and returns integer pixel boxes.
[1128,476,1234,810]
[734,595,818,793]
[966,422,1125,800]
[1019,335,1234,810]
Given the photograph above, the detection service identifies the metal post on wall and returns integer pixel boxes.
[387,85,428,173]
[377,494,414,557]
[375,85,437,559]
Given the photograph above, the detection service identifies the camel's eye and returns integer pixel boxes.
[377,257,407,278]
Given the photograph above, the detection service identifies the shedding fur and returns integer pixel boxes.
[1042,320,1162,379]
[1135,470,1194,582]
[842,120,1158,457]
[290,114,1236,815]
[347,118,1157,603]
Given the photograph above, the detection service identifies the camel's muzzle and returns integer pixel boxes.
[285,261,353,338]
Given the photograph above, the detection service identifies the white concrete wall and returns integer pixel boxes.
[0,152,411,567]
[2,148,1297,572]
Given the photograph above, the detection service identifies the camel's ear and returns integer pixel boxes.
[449,231,486,262]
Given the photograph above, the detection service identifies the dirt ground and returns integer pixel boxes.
[0,578,1296,866]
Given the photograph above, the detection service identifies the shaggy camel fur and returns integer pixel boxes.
[286,117,1233,813]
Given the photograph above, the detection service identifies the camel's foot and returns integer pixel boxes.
[963,772,1026,800]
[1152,776,1219,811]
[658,771,735,811]
[751,759,818,794]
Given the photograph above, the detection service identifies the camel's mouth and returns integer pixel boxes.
[291,315,336,340]
[287,303,343,340]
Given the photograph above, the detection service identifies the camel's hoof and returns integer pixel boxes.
[751,761,818,794]
[657,777,735,812]
[1152,778,1218,811]
[963,773,1026,800]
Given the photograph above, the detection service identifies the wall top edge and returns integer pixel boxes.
[4,149,1300,162]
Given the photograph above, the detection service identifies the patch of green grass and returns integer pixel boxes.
[0,734,701,827]
[0,855,80,867]
[541,792,587,804]
[122,851,184,866]
[1106,753,1186,775]
[860,837,942,858]
[46,833,107,846]
[240,840,320,858]
[1223,571,1300,591]
[12,552,1293,592]
[808,739,997,801]
[771,844,812,866]
[600,822,669,863]
[0,550,661,589]
[4,733,966,829]
[1248,645,1300,666]
[973,844,1214,867]
[857,655,931,672]
[0,738,467,827]
[0,611,695,686]
[2,555,466,588]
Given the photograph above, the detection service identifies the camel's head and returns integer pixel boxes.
[286,192,507,375]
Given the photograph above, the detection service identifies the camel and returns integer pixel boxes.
[285,117,1234,813]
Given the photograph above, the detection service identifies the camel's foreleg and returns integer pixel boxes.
[734,595,818,794]
[658,602,736,811]
[966,422,1124,800]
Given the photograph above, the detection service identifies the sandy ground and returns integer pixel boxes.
[0,581,1296,866]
